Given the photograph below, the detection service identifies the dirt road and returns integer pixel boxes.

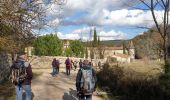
[31,68,103,100]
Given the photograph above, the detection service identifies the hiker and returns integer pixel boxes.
[10,52,33,100]
[73,60,78,71]
[52,58,57,76]
[76,60,97,100]
[79,59,83,68]
[56,59,60,73]
[65,57,71,75]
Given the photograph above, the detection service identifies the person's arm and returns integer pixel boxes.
[26,64,33,80]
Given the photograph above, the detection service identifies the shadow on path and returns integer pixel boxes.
[62,88,78,100]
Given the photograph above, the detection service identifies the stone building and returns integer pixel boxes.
[87,41,135,63]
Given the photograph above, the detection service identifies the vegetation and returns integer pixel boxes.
[33,34,63,56]
[0,0,47,53]
[93,28,98,47]
[0,80,16,100]
[65,48,73,57]
[97,61,170,100]
[85,47,88,58]
[70,40,85,57]
[133,29,163,59]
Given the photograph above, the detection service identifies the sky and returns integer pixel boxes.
[36,0,165,41]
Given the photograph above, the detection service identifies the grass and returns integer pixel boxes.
[0,80,16,100]
[97,60,169,100]
[96,87,118,100]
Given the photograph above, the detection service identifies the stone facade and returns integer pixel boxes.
[0,52,12,82]
[87,46,135,63]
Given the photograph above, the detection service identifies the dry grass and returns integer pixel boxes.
[97,60,168,100]
[0,80,16,100]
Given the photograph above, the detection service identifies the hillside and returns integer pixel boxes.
[84,40,129,47]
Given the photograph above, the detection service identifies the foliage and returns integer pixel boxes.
[65,48,73,57]
[133,29,163,59]
[85,47,88,58]
[98,36,100,46]
[93,28,98,47]
[70,40,85,57]
[33,34,63,56]
[90,48,94,59]
[97,63,169,100]
[0,0,46,53]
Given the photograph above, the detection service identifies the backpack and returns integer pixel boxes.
[66,59,70,65]
[11,60,28,85]
[80,66,96,93]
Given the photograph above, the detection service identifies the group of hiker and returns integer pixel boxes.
[10,52,97,100]
[52,57,83,76]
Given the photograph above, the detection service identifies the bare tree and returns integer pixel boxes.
[0,0,66,53]
[127,0,170,63]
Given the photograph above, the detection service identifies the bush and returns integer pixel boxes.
[97,63,169,100]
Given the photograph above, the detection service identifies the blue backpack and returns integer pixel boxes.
[66,59,70,65]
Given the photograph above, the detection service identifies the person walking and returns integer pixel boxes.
[10,52,33,100]
[56,59,60,73]
[73,60,78,71]
[52,58,57,76]
[76,60,97,100]
[65,57,71,75]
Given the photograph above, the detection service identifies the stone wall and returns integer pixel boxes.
[0,52,12,82]
[30,56,107,69]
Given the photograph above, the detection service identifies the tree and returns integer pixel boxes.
[131,0,170,63]
[33,34,63,56]
[70,40,85,57]
[65,48,73,57]
[93,28,98,47]
[0,0,65,53]
[85,47,88,58]
[98,36,101,46]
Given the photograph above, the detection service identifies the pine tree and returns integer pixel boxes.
[93,28,98,47]
[98,36,100,46]
[85,47,88,58]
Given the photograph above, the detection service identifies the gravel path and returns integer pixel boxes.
[31,69,103,100]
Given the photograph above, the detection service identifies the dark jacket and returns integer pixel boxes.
[23,64,33,85]
[11,59,33,85]
[76,65,97,95]
[52,59,59,68]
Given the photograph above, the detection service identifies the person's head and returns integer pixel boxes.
[17,52,27,60]
[53,58,56,61]
[83,59,89,66]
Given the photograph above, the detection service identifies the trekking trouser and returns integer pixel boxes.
[66,68,70,75]
[16,85,32,100]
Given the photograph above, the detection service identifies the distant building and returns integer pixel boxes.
[87,41,135,63]
[63,39,73,49]
[25,46,34,59]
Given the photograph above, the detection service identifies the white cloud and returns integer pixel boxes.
[57,32,80,40]
[98,30,127,40]
[56,27,126,41]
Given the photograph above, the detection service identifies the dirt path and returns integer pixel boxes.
[32,68,103,100]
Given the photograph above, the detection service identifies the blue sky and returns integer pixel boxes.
[37,0,165,41]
